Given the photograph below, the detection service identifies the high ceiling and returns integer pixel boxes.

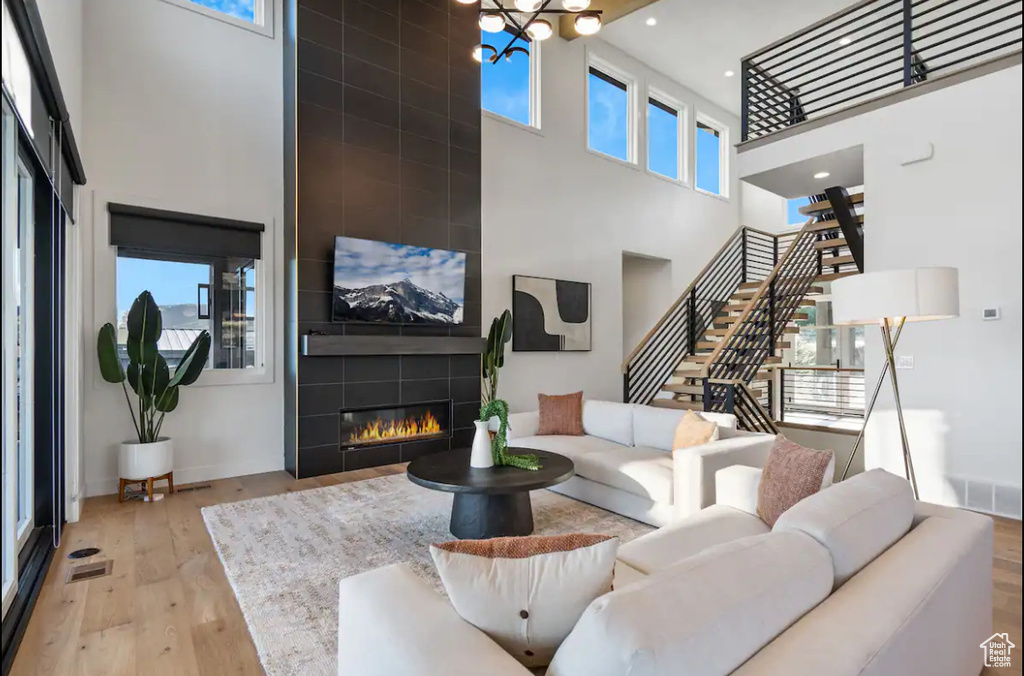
[599,0,854,114]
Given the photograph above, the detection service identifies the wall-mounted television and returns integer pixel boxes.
[332,236,467,325]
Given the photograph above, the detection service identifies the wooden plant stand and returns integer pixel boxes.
[118,471,175,503]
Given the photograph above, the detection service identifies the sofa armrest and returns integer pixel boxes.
[715,465,763,517]
[337,564,531,676]
[507,411,539,440]
[672,434,775,520]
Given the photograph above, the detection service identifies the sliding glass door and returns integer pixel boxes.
[2,96,36,620]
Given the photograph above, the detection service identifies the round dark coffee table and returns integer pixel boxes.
[407,448,575,539]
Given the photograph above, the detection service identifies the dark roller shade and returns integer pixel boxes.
[108,203,264,259]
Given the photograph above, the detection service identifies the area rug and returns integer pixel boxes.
[202,473,654,676]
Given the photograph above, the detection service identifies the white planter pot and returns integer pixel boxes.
[469,420,494,469]
[119,438,174,480]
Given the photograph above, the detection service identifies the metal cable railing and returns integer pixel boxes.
[779,366,866,421]
[742,0,1023,140]
[623,227,787,405]
[701,221,823,388]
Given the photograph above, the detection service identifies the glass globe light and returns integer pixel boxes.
[562,0,591,10]
[525,18,553,40]
[479,11,506,33]
[574,12,602,36]
[514,0,543,12]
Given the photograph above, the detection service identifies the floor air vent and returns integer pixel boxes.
[65,559,113,584]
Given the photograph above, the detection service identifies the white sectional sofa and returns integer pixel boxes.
[336,469,993,676]
[506,400,775,526]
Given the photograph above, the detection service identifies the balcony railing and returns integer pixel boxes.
[741,0,1023,141]
[778,366,866,423]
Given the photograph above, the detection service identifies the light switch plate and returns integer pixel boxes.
[896,355,914,370]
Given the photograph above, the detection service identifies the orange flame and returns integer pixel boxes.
[349,411,443,444]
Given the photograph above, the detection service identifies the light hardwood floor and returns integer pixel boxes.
[8,467,1023,676]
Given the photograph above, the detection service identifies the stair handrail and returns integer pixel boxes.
[699,218,818,378]
[622,228,741,371]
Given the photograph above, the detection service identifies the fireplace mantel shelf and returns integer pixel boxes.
[301,334,485,357]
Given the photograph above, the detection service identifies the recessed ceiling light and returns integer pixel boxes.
[645,17,657,26]
[839,37,852,46]
[814,171,831,179]
[724,70,735,77]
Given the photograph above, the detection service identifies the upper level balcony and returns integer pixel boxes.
[740,0,1022,145]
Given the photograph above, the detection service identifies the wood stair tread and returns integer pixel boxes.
[814,237,848,250]
[807,214,863,232]
[661,383,704,395]
[717,312,808,325]
[650,398,705,411]
[822,254,856,266]
[799,192,864,216]
[815,271,860,283]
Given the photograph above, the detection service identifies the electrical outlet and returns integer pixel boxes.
[896,355,914,369]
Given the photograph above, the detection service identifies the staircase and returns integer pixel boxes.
[623,189,864,432]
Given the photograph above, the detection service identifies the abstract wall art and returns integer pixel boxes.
[512,275,592,352]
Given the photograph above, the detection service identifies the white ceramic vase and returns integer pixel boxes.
[119,438,174,480]
[469,420,494,469]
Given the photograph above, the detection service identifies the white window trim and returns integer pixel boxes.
[694,111,730,200]
[645,87,689,186]
[158,0,274,38]
[479,10,542,131]
[92,193,276,390]
[585,51,638,167]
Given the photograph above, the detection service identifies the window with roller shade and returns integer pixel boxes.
[109,204,264,371]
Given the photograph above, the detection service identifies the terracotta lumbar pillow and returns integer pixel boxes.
[757,435,835,527]
[537,391,584,436]
[672,410,720,450]
[430,534,618,668]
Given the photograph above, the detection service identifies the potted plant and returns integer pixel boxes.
[96,291,211,496]
[473,310,540,470]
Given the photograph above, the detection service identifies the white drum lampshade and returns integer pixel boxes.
[831,267,960,326]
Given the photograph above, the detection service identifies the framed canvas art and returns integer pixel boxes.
[512,275,592,352]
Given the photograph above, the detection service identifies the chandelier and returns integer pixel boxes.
[456,0,603,64]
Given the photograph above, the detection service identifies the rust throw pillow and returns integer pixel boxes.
[537,392,584,436]
[757,435,835,527]
[430,534,618,668]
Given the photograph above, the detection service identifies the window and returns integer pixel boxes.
[792,301,865,368]
[787,197,811,226]
[480,29,537,128]
[695,116,728,197]
[587,63,633,163]
[109,204,266,377]
[160,0,272,36]
[647,94,683,181]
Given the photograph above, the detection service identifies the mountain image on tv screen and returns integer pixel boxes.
[332,237,467,325]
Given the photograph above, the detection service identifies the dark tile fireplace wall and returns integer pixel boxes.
[284,0,482,478]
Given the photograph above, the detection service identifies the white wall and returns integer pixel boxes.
[78,0,285,496]
[35,0,83,126]
[737,65,1024,514]
[621,253,672,361]
[740,181,788,234]
[483,37,742,413]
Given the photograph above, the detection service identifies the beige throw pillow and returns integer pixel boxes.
[537,392,584,436]
[672,410,720,450]
[430,534,618,668]
[757,435,835,527]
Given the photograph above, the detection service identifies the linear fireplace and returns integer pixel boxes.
[339,400,452,450]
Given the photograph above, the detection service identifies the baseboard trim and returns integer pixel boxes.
[84,455,285,497]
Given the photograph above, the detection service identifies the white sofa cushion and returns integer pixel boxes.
[547,531,834,676]
[511,434,629,463]
[773,468,915,588]
[574,445,674,504]
[632,405,737,451]
[337,564,531,676]
[617,503,769,575]
[715,465,764,517]
[430,534,619,668]
[582,400,635,446]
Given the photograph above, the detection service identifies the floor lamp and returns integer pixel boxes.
[830,267,960,499]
